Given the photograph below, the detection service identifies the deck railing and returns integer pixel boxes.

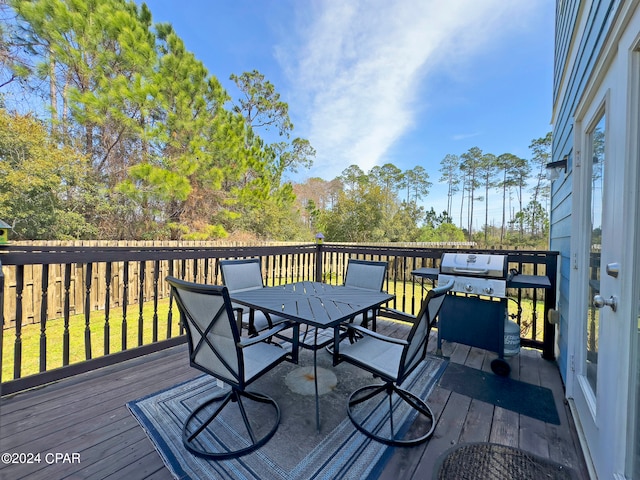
[0,243,558,395]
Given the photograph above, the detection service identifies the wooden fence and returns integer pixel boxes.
[1,240,478,327]
[0,240,311,327]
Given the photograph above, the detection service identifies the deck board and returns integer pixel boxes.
[411,390,472,479]
[519,414,551,458]
[458,399,493,444]
[489,405,520,447]
[0,320,589,480]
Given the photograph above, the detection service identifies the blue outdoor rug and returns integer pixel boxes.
[127,350,447,480]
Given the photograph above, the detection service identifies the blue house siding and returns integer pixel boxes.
[553,0,581,105]
[553,0,618,171]
[550,0,619,382]
[549,170,572,378]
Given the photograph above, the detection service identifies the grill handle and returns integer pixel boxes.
[451,268,489,275]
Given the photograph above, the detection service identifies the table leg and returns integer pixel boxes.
[313,329,320,433]
[332,327,340,366]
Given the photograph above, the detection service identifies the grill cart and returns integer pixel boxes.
[412,253,551,377]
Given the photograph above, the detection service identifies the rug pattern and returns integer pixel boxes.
[128,351,447,480]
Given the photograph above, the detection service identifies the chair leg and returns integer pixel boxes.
[387,384,396,438]
[347,382,435,447]
[182,388,281,459]
[186,390,233,442]
[235,391,258,444]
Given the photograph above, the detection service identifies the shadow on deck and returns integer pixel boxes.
[0,319,588,480]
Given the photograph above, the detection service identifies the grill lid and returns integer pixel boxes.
[439,253,508,278]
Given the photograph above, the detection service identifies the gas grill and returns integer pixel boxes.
[411,252,553,376]
[436,253,512,376]
[437,253,508,298]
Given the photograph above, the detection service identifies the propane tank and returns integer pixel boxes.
[504,316,521,357]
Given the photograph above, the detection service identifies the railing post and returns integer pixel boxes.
[62,263,71,367]
[542,252,558,360]
[84,262,93,360]
[315,243,324,282]
[40,264,49,371]
[167,260,174,338]
[0,260,4,382]
[14,265,24,378]
[122,261,129,350]
[138,260,145,347]
[104,262,112,355]
[152,259,160,343]
[63,263,71,367]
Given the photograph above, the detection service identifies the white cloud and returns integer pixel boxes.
[451,132,482,141]
[279,0,540,180]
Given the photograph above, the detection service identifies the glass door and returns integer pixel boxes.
[585,114,605,393]
[569,101,618,477]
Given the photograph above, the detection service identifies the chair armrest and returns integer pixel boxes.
[238,323,288,347]
[377,306,416,323]
[347,324,408,346]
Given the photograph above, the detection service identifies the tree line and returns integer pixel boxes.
[293,132,551,247]
[1,0,314,241]
[439,135,551,245]
[1,0,551,247]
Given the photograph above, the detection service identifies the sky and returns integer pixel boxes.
[138,0,555,221]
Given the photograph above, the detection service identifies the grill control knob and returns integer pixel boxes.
[464,284,474,293]
[484,286,494,295]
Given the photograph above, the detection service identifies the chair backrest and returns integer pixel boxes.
[166,276,244,387]
[398,279,454,382]
[344,259,388,291]
[220,258,264,293]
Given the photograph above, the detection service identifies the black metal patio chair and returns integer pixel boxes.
[166,276,299,459]
[322,259,389,356]
[220,258,287,336]
[335,278,454,446]
[343,259,388,330]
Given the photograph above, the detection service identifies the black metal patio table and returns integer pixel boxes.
[230,281,394,431]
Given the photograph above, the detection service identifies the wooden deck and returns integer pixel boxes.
[0,320,589,480]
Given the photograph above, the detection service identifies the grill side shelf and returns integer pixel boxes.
[507,274,551,289]
[410,267,439,280]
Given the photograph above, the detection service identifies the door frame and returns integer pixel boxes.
[624,31,640,479]
[566,8,640,479]
[567,89,614,478]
